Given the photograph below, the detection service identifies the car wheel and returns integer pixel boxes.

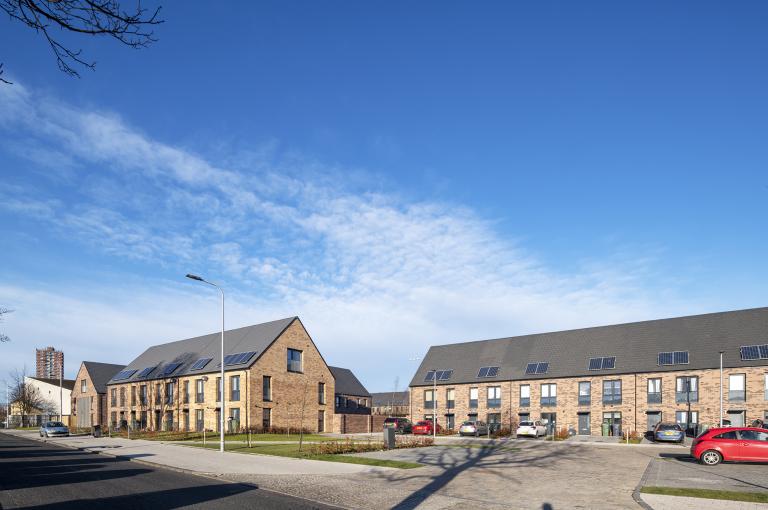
[700,450,722,466]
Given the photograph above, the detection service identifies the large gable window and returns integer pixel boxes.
[287,349,303,373]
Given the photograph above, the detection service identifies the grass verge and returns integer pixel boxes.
[641,486,768,503]
[184,441,423,469]
[111,431,333,442]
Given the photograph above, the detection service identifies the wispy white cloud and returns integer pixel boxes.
[0,83,710,389]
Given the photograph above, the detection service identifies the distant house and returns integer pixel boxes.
[329,366,371,415]
[72,361,124,429]
[10,376,74,427]
[371,391,409,417]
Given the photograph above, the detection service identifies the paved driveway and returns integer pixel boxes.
[226,440,659,509]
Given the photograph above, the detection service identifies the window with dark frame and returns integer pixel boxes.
[602,380,622,405]
[287,349,303,372]
[647,378,662,404]
[263,407,271,429]
[263,376,271,401]
[541,383,556,406]
[195,379,204,403]
[318,382,325,405]
[230,375,240,401]
[487,386,501,408]
[469,387,478,408]
[520,384,530,407]
[676,376,699,403]
[578,381,591,406]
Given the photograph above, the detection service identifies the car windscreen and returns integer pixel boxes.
[656,424,681,431]
[384,418,398,423]
[519,421,534,427]
[416,421,429,426]
[461,421,475,426]
[46,422,65,427]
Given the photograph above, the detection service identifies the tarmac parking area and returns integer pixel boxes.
[225,440,662,509]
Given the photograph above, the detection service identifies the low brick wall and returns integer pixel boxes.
[333,413,386,434]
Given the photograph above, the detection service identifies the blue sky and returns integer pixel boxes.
[1,2,767,391]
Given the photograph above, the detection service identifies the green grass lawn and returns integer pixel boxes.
[641,486,768,503]
[182,441,423,469]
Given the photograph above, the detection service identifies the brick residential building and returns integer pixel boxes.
[409,307,768,436]
[106,317,335,433]
[371,391,409,417]
[72,361,125,429]
[36,347,64,379]
[330,366,375,433]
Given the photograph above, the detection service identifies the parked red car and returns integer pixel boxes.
[691,427,768,465]
[412,420,442,435]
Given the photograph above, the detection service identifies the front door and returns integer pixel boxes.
[647,412,661,431]
[541,413,557,435]
[445,414,455,430]
[603,412,621,436]
[728,410,745,427]
[578,413,590,435]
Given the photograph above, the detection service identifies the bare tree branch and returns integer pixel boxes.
[1,0,163,80]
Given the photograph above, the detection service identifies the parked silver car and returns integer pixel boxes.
[40,421,69,438]
[459,420,489,436]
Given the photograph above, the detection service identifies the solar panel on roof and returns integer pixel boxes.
[159,362,182,377]
[760,345,768,359]
[477,367,490,378]
[601,357,615,369]
[741,345,760,360]
[438,370,453,381]
[525,363,537,375]
[223,351,258,366]
[137,366,156,378]
[190,358,211,371]
[673,351,689,364]
[113,369,137,381]
[424,371,435,382]
[535,362,549,374]
[658,352,674,365]
[588,358,602,370]
[486,366,499,377]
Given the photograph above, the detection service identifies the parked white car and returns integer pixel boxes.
[516,420,546,438]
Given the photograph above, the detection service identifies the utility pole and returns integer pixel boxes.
[59,370,63,422]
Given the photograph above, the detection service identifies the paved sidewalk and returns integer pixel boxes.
[1,430,389,476]
[642,494,768,510]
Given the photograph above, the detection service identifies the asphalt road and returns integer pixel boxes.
[0,432,336,509]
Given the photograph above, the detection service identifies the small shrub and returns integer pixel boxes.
[492,427,513,438]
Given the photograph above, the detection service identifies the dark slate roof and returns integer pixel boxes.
[329,366,370,398]
[107,317,297,385]
[27,377,76,391]
[83,362,125,393]
[371,391,409,407]
[410,307,768,388]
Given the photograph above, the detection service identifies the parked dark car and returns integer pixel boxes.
[383,417,412,434]
[691,427,768,465]
[653,422,685,443]
[39,421,69,438]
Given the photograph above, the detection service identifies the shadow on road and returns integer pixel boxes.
[9,483,259,510]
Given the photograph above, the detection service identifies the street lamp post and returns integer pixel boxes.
[186,274,226,453]
[719,351,724,428]
[432,368,437,441]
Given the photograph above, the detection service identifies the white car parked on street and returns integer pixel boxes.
[516,420,546,438]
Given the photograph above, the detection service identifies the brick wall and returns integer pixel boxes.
[107,319,336,433]
[72,363,107,428]
[410,366,768,435]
